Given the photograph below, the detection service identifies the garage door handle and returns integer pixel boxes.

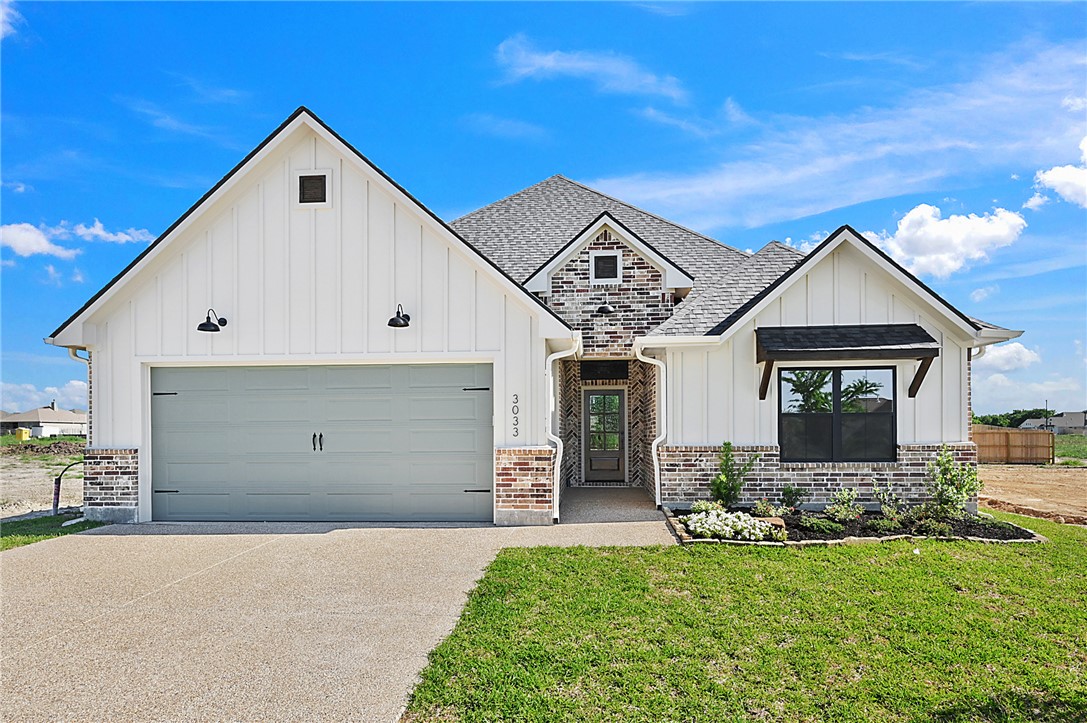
[463,489,491,493]
[319,433,323,451]
[312,433,317,452]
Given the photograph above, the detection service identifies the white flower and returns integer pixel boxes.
[680,510,774,541]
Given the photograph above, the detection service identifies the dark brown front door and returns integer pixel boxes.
[583,390,625,482]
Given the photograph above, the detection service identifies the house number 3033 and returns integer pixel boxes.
[511,394,520,437]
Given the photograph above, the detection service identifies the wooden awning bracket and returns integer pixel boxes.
[908,356,934,398]
[759,359,775,401]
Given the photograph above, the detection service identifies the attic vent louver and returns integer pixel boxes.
[299,174,327,204]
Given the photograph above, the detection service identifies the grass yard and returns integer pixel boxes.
[1055,435,1087,461]
[1,512,105,552]
[406,512,1087,723]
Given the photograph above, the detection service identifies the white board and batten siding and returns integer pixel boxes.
[668,243,971,446]
[81,125,553,468]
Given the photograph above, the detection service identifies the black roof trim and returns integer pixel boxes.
[704,225,981,337]
[50,106,570,341]
[523,209,695,285]
[756,324,940,362]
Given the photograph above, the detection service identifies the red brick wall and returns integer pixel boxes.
[494,447,555,525]
[84,448,139,522]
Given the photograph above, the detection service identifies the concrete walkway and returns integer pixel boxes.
[1,519,673,722]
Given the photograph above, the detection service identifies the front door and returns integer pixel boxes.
[583,390,625,482]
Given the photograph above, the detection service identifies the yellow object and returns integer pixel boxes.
[14,427,31,442]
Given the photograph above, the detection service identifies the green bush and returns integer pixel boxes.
[797,515,844,534]
[690,500,724,514]
[866,517,903,535]
[752,498,777,517]
[779,484,809,510]
[766,526,789,542]
[824,488,864,523]
[926,445,982,512]
[914,518,953,537]
[872,482,906,522]
[710,442,759,508]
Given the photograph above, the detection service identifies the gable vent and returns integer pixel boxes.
[299,174,327,204]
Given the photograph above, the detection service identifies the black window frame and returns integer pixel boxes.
[778,366,897,463]
[298,174,328,204]
[592,253,620,281]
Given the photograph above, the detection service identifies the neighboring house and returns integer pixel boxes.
[1021,412,1086,435]
[1,401,88,437]
[46,108,1021,524]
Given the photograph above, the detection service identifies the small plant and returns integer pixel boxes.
[823,487,864,523]
[779,484,809,511]
[680,510,773,541]
[710,442,759,508]
[866,517,902,535]
[690,499,724,514]
[752,497,777,517]
[797,515,844,534]
[914,518,953,537]
[766,526,789,542]
[926,446,983,513]
[872,482,906,522]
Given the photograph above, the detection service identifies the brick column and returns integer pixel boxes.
[494,447,555,526]
[83,448,139,523]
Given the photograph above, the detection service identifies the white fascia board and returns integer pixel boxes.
[524,214,694,293]
[633,334,720,350]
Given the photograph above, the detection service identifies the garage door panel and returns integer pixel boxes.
[152,364,494,522]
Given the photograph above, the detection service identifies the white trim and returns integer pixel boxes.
[292,168,333,209]
[524,214,693,293]
[589,250,622,285]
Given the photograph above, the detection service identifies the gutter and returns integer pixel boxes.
[545,334,581,523]
[633,340,666,509]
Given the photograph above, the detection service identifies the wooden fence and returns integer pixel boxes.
[972,424,1054,464]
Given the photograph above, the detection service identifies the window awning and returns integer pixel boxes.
[755,324,940,400]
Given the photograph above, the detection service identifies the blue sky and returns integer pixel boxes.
[1,1,1084,415]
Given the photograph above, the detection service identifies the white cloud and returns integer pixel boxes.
[1062,96,1087,112]
[970,285,998,303]
[0,223,80,259]
[463,113,549,141]
[866,204,1026,278]
[1,0,22,40]
[973,342,1041,372]
[2,180,30,193]
[0,380,87,413]
[1034,136,1087,208]
[639,97,756,138]
[1022,192,1049,211]
[973,372,1084,414]
[589,41,1086,230]
[170,74,250,104]
[496,34,687,103]
[71,268,85,283]
[71,218,154,243]
[43,263,62,286]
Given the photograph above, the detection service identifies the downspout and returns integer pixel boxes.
[545,334,581,523]
[634,343,666,509]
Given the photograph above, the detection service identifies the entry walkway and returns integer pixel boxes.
[559,486,665,523]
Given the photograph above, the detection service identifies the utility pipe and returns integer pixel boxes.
[544,334,581,523]
[634,343,667,509]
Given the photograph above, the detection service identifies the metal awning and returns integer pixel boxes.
[755,324,940,400]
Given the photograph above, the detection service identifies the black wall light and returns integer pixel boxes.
[596,302,616,315]
[388,304,411,328]
[197,309,228,333]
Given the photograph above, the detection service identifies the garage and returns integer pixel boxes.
[151,364,494,522]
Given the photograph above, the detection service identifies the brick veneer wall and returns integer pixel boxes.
[494,447,555,526]
[658,443,978,508]
[84,448,139,523]
[546,230,675,358]
[86,351,94,446]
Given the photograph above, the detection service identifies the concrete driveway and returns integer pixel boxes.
[1,519,672,722]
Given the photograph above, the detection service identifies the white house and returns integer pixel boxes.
[46,108,1021,524]
[1,402,88,438]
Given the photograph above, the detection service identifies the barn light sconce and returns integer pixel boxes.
[596,302,616,315]
[387,304,411,328]
[196,309,228,333]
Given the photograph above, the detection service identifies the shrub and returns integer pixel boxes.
[766,526,789,542]
[824,488,864,523]
[690,500,724,514]
[866,517,902,535]
[779,484,809,510]
[680,510,773,541]
[752,498,777,517]
[926,446,982,513]
[796,515,844,534]
[709,442,759,508]
[904,500,964,523]
[914,518,953,537]
[872,482,906,522]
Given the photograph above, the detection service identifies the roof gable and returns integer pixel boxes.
[523,211,694,293]
[48,107,570,346]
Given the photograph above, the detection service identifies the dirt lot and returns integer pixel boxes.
[979,464,1087,525]
[1,454,84,519]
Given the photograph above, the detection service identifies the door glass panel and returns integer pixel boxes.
[590,396,605,413]
[604,414,619,432]
[589,433,605,451]
[590,415,604,432]
[605,395,620,413]
[605,433,620,450]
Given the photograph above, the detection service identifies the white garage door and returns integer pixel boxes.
[151,364,493,522]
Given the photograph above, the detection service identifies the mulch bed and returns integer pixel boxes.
[665,508,1045,546]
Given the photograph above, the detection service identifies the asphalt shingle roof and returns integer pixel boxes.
[450,175,750,287]
[755,324,940,358]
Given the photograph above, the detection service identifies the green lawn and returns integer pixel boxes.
[1055,435,1087,461]
[0,513,105,552]
[407,512,1087,722]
